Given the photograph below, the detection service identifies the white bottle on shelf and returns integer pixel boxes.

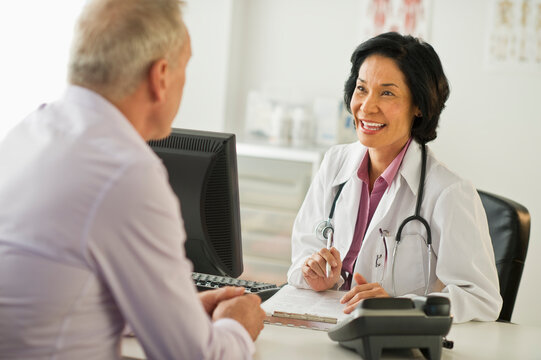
[269,105,291,146]
[291,106,313,148]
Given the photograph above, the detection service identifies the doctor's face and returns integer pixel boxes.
[350,54,419,160]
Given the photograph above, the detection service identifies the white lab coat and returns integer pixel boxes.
[287,140,502,323]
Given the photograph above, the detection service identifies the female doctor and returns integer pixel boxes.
[287,32,502,323]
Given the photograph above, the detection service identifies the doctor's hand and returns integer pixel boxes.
[199,286,246,316]
[302,247,342,291]
[340,273,389,314]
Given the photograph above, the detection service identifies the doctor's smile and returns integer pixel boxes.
[358,120,385,133]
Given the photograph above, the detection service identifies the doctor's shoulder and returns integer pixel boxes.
[424,150,479,201]
[321,141,364,172]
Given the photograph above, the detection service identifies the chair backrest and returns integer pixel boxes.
[477,190,530,322]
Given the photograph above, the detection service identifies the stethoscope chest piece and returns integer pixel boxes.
[315,219,334,241]
[314,181,348,241]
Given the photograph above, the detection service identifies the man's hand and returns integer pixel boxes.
[212,294,266,341]
[199,287,245,316]
[340,273,389,314]
[302,247,342,291]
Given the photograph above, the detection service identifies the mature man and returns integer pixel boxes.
[0,0,265,358]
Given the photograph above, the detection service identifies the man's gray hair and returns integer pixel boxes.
[68,0,186,101]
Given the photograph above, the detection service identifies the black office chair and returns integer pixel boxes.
[477,190,530,322]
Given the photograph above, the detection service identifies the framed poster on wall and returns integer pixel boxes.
[486,0,541,70]
[358,0,433,41]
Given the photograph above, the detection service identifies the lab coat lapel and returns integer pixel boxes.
[333,176,362,259]
[362,174,402,245]
[331,143,365,261]
[361,142,422,252]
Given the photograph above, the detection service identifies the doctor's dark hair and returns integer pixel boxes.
[343,32,450,144]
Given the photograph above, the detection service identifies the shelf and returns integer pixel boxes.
[237,142,328,178]
[235,142,327,284]
[242,231,292,260]
[240,206,297,235]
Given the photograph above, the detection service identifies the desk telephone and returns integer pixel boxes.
[328,296,452,360]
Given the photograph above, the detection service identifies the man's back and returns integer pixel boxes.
[0,86,260,360]
[0,86,165,358]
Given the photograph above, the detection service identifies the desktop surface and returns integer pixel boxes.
[122,321,540,359]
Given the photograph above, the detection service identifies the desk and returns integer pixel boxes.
[122,321,540,359]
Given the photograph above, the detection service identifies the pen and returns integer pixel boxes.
[326,232,333,278]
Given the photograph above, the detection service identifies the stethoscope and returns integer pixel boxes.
[315,143,432,296]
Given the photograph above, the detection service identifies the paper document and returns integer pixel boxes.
[261,284,349,330]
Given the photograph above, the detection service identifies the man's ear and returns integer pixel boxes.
[148,58,169,103]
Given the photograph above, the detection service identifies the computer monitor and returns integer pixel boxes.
[148,128,243,277]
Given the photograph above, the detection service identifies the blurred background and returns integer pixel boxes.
[0,0,539,325]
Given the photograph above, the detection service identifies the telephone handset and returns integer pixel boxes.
[328,296,453,360]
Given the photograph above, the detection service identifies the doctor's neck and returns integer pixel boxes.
[367,157,386,192]
[366,138,410,190]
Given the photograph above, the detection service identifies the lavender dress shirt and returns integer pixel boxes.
[0,86,254,359]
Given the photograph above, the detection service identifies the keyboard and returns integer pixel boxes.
[192,272,281,301]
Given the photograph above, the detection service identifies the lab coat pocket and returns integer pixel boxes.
[390,234,425,296]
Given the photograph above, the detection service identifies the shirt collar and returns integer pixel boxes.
[357,137,412,187]
[63,85,125,120]
[62,85,149,149]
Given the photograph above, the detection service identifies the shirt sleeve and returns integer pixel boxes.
[429,180,503,323]
[84,160,255,359]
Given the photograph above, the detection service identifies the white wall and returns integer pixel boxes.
[224,0,362,133]
[174,0,233,132]
[0,0,231,137]
[0,1,85,139]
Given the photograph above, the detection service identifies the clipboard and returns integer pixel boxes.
[261,284,349,331]
[264,312,337,331]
